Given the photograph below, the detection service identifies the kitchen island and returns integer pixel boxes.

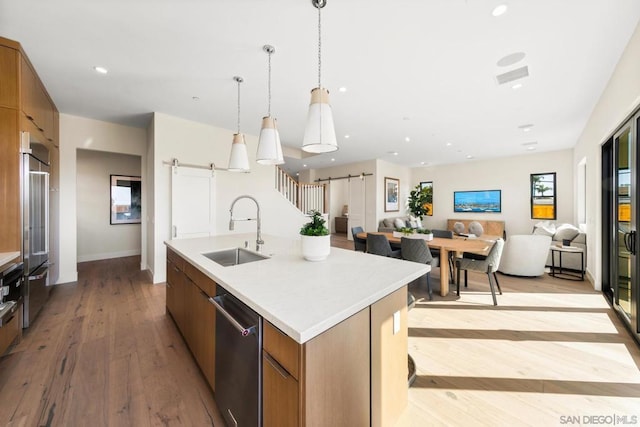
[165,234,429,427]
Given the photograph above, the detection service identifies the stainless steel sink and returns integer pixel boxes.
[203,248,269,267]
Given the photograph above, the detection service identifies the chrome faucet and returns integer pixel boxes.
[229,195,264,252]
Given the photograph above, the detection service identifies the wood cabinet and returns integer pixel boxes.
[334,216,348,234]
[0,303,22,355]
[166,249,216,391]
[0,37,59,261]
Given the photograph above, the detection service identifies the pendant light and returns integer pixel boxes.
[256,45,285,165]
[302,0,338,153]
[228,76,250,172]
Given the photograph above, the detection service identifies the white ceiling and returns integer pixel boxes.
[2,0,639,176]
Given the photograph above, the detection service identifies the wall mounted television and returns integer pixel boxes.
[453,190,501,213]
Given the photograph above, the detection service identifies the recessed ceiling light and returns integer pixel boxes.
[518,124,534,132]
[420,161,427,165]
[387,151,399,156]
[192,96,200,101]
[492,4,508,17]
[405,137,411,142]
[296,172,300,176]
[344,134,350,139]
[338,87,347,93]
[303,164,307,168]
[446,142,452,147]
[402,116,411,121]
[512,83,523,90]
[331,158,335,162]
[466,155,474,159]
[93,66,108,74]
[526,146,536,151]
[497,52,526,67]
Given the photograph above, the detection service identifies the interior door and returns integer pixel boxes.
[347,177,366,241]
[171,166,216,239]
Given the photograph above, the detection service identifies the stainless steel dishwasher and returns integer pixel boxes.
[210,285,262,427]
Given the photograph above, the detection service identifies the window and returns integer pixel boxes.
[530,172,556,220]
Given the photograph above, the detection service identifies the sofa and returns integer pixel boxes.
[378,216,422,233]
[532,222,586,271]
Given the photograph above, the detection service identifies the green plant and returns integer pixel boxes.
[300,210,329,236]
[408,184,432,220]
[417,228,432,235]
[397,226,415,236]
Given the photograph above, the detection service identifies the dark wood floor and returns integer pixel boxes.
[0,256,224,426]
[2,236,639,426]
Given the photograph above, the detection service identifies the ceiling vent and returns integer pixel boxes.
[496,66,529,85]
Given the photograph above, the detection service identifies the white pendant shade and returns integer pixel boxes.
[228,133,250,172]
[302,87,338,153]
[256,116,284,165]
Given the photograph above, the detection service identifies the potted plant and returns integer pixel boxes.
[416,228,434,241]
[393,226,415,238]
[300,210,330,261]
[408,184,432,221]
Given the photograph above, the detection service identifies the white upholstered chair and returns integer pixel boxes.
[498,234,552,277]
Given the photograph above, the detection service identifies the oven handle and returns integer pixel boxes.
[28,272,47,281]
[209,295,256,337]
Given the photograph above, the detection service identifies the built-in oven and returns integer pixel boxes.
[1,262,24,324]
[22,133,51,328]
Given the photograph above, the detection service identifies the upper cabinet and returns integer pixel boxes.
[0,37,59,146]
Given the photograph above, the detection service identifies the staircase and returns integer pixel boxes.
[275,166,327,215]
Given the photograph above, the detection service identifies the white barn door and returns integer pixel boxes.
[171,166,216,238]
[347,178,366,241]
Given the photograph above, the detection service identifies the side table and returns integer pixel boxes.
[334,216,348,234]
[549,245,584,281]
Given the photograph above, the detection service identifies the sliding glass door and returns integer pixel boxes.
[607,111,640,341]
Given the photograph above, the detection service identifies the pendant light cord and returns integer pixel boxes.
[268,50,272,117]
[237,78,241,134]
[317,1,322,89]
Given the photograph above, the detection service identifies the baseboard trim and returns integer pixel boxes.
[77,249,141,263]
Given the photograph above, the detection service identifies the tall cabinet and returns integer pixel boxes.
[0,37,59,294]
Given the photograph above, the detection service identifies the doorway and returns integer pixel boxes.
[603,109,640,342]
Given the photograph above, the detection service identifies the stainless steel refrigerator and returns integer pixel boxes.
[22,133,50,328]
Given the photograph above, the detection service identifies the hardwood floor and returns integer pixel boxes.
[2,237,639,426]
[334,233,640,426]
[0,256,224,426]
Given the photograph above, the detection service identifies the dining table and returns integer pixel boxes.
[356,232,496,296]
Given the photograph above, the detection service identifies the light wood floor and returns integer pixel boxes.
[1,237,639,426]
[334,232,640,426]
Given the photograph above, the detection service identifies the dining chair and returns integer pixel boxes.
[351,226,366,252]
[455,238,505,305]
[401,237,439,300]
[366,234,402,259]
[431,229,454,282]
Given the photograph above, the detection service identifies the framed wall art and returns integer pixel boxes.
[110,175,142,224]
[384,177,400,212]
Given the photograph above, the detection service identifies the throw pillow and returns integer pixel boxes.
[453,222,465,234]
[394,218,406,229]
[383,218,395,228]
[533,221,556,235]
[532,226,554,237]
[468,221,484,237]
[408,219,418,228]
[554,224,580,242]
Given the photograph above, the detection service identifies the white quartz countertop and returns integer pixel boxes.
[165,234,429,344]
[0,252,20,271]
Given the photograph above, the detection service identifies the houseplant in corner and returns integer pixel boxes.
[300,210,330,261]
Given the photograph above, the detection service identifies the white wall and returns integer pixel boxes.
[574,22,640,288]
[58,114,147,284]
[150,112,306,284]
[329,180,348,232]
[411,149,574,236]
[76,149,141,262]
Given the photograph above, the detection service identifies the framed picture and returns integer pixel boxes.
[384,177,400,212]
[453,190,501,213]
[531,172,556,219]
[420,181,433,216]
[110,175,142,224]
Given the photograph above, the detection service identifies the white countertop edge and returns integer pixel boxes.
[165,235,429,344]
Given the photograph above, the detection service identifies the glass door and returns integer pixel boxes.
[615,124,633,321]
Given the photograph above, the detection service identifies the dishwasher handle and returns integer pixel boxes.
[209,296,256,337]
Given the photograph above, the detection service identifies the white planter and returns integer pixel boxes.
[393,231,433,241]
[301,235,331,261]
